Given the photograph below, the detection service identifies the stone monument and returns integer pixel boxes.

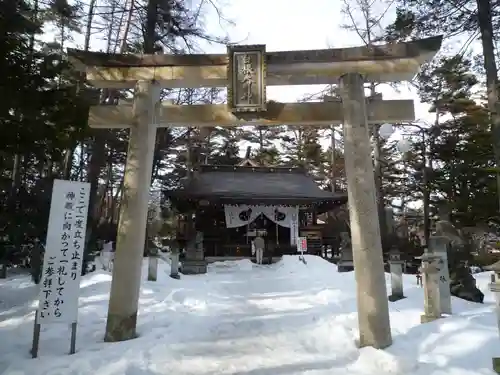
[428,236,451,314]
[435,210,483,303]
[418,250,442,323]
[147,246,159,281]
[337,232,354,272]
[486,261,500,334]
[435,207,464,246]
[169,244,181,280]
[182,231,206,274]
[486,261,500,373]
[388,249,405,302]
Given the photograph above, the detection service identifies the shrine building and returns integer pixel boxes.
[166,160,347,264]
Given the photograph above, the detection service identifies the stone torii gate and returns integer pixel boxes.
[68,36,442,349]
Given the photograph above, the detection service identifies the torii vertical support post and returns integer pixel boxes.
[104,81,158,342]
[339,73,392,349]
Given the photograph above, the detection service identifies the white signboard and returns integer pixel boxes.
[289,208,299,245]
[297,237,307,254]
[37,179,90,325]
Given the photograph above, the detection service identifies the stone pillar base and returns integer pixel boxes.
[337,261,354,272]
[388,294,406,302]
[104,311,138,342]
[492,357,500,373]
[147,256,158,281]
[181,260,207,275]
[420,314,441,324]
[170,252,180,279]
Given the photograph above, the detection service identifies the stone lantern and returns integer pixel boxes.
[388,248,405,302]
[428,236,452,315]
[485,261,500,373]
[485,261,500,334]
[417,250,442,323]
[169,242,181,280]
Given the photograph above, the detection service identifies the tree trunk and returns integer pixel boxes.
[372,124,387,249]
[142,0,160,274]
[62,148,74,179]
[145,0,158,53]
[85,132,106,256]
[476,0,500,211]
[120,0,135,52]
[82,0,105,261]
[9,154,23,255]
[84,0,97,50]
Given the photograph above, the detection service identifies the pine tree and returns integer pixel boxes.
[0,0,89,274]
[384,0,500,212]
[412,54,495,224]
[281,127,323,168]
[241,126,284,165]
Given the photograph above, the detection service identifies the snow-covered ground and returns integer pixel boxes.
[0,255,498,375]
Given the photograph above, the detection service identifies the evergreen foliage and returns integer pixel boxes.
[2,0,500,280]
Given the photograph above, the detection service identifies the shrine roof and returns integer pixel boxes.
[167,165,347,205]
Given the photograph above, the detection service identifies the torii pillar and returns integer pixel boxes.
[339,73,392,348]
[105,81,159,341]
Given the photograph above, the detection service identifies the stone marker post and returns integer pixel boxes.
[486,261,500,334]
[182,231,207,274]
[384,206,396,240]
[337,232,354,272]
[147,247,159,281]
[388,249,405,302]
[418,250,442,323]
[339,72,392,349]
[486,262,500,373]
[429,236,452,315]
[491,274,500,333]
[104,81,159,342]
[170,245,181,280]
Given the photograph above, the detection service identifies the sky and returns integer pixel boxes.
[201,0,435,125]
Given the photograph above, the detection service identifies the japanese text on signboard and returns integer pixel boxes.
[297,237,307,253]
[38,180,90,324]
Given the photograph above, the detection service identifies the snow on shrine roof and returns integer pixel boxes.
[167,165,347,204]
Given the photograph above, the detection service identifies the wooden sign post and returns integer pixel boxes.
[297,236,307,264]
[31,179,90,358]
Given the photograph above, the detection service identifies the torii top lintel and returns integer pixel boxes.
[67,36,442,90]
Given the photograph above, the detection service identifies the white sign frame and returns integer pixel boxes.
[297,237,307,254]
[37,179,90,325]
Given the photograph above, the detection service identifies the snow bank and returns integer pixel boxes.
[208,258,254,273]
[276,254,338,274]
[0,256,498,375]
